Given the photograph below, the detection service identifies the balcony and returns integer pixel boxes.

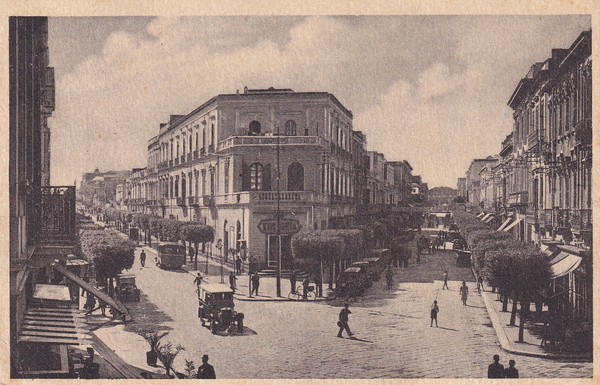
[174,158,180,166]
[570,209,593,233]
[188,196,199,206]
[200,148,206,156]
[41,67,55,115]
[187,153,193,162]
[181,155,186,164]
[32,186,76,245]
[208,144,215,153]
[508,191,528,206]
[176,197,186,206]
[217,135,328,152]
[193,150,198,160]
[169,160,173,167]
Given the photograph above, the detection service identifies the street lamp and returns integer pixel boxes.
[216,238,224,283]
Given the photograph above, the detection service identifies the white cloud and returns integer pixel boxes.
[48,16,590,188]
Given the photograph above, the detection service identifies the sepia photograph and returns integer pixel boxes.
[6,7,595,381]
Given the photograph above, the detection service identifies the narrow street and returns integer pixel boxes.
[99,247,592,378]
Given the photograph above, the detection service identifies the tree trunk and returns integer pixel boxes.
[328,262,333,290]
[518,294,527,342]
[510,292,518,326]
[502,291,509,312]
[194,242,199,271]
[108,277,114,297]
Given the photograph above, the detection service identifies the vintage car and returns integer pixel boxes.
[336,267,368,295]
[115,273,140,302]
[156,242,187,270]
[452,238,468,251]
[197,283,244,335]
[360,257,383,280]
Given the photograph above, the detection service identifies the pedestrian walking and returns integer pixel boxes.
[442,271,449,290]
[229,271,237,292]
[290,270,297,294]
[302,276,310,300]
[337,303,353,338]
[459,281,469,305]
[140,250,146,267]
[99,300,107,316]
[487,354,505,378]
[430,300,439,327]
[194,273,203,292]
[504,359,519,378]
[386,266,394,290]
[314,273,323,297]
[196,354,216,379]
[251,272,260,296]
[236,256,242,275]
[477,275,484,294]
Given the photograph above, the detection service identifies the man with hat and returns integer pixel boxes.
[196,354,216,379]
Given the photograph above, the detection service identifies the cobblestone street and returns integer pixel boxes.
[99,248,592,378]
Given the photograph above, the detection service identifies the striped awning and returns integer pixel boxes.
[503,218,522,232]
[481,213,492,221]
[551,253,582,278]
[19,307,90,345]
[497,217,512,231]
[476,212,485,218]
[484,215,495,223]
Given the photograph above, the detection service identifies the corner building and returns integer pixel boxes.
[137,88,361,269]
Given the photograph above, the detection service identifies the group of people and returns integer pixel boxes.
[488,354,519,378]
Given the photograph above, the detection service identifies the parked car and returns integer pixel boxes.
[115,273,140,302]
[336,267,368,295]
[452,238,468,251]
[155,242,186,270]
[197,283,244,335]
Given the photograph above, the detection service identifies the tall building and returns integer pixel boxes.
[78,168,132,209]
[9,17,77,377]
[465,156,498,206]
[456,177,467,198]
[129,88,363,269]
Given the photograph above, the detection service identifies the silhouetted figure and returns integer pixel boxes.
[487,354,505,378]
[196,355,216,379]
[504,360,519,378]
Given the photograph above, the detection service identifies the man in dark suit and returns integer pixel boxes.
[487,354,505,378]
[196,354,216,379]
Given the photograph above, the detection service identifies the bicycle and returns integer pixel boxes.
[288,285,316,301]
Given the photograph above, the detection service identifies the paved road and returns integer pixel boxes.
[120,247,592,379]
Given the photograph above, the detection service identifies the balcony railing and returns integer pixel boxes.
[208,144,215,153]
[193,150,198,160]
[176,197,186,206]
[200,148,206,156]
[32,186,76,244]
[41,67,55,115]
[569,208,593,233]
[169,160,173,167]
[188,196,199,206]
[217,135,328,151]
[508,191,528,206]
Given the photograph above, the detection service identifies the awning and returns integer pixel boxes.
[497,217,512,231]
[484,215,495,223]
[481,213,492,221]
[66,259,89,267]
[476,212,485,218]
[503,218,522,232]
[550,251,570,264]
[551,253,582,278]
[52,263,131,322]
[19,300,89,345]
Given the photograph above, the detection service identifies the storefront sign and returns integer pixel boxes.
[258,218,301,234]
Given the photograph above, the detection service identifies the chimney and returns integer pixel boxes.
[244,86,248,94]
[236,89,239,95]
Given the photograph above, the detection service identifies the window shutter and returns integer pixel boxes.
[263,164,272,191]
[241,163,250,191]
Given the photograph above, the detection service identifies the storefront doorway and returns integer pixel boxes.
[267,235,293,269]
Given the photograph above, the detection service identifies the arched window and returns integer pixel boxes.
[249,121,261,136]
[287,162,304,191]
[250,163,263,190]
[284,120,297,136]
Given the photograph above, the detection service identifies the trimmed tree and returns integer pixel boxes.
[291,231,345,289]
[180,224,214,270]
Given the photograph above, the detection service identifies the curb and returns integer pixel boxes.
[479,287,591,361]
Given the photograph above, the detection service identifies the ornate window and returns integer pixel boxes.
[250,163,264,190]
[285,120,297,136]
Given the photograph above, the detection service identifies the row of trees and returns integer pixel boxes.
[102,209,215,270]
[453,209,552,342]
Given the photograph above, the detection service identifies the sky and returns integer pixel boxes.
[47,16,591,188]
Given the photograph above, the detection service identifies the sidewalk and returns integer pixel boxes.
[479,287,592,361]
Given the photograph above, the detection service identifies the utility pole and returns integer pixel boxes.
[276,126,282,297]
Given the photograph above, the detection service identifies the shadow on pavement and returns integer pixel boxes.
[466,304,486,309]
[436,326,459,331]
[123,291,174,335]
[348,336,373,343]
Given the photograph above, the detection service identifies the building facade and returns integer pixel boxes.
[129,88,364,268]
[9,17,77,377]
[78,169,132,209]
[465,156,499,206]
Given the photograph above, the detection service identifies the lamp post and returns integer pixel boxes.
[216,238,224,283]
[276,126,282,297]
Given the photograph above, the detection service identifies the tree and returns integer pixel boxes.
[133,213,152,246]
[291,231,345,289]
[149,217,163,242]
[80,229,136,296]
[453,196,466,204]
[180,224,214,270]
[390,236,411,267]
[161,219,184,242]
